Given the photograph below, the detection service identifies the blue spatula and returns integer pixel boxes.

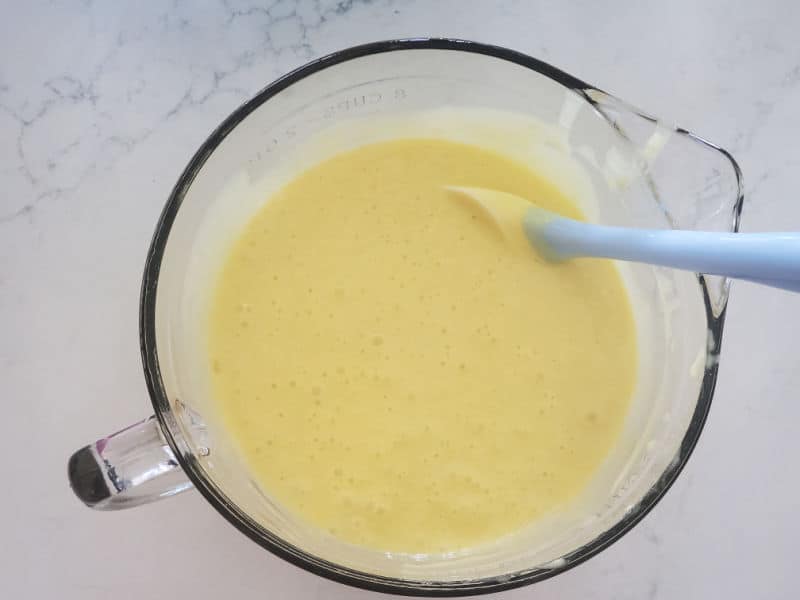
[448,187,800,293]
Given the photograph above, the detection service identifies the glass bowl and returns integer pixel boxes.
[68,38,743,596]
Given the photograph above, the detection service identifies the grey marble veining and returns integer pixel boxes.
[1,1,799,599]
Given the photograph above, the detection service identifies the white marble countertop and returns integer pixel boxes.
[2,1,799,599]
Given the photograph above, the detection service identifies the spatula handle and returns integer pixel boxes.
[542,220,800,292]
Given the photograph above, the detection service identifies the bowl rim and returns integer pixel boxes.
[139,37,736,596]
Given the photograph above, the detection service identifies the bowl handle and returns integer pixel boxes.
[68,416,193,510]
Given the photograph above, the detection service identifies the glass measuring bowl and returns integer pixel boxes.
[67,39,742,595]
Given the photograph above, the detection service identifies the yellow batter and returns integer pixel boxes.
[208,138,637,554]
